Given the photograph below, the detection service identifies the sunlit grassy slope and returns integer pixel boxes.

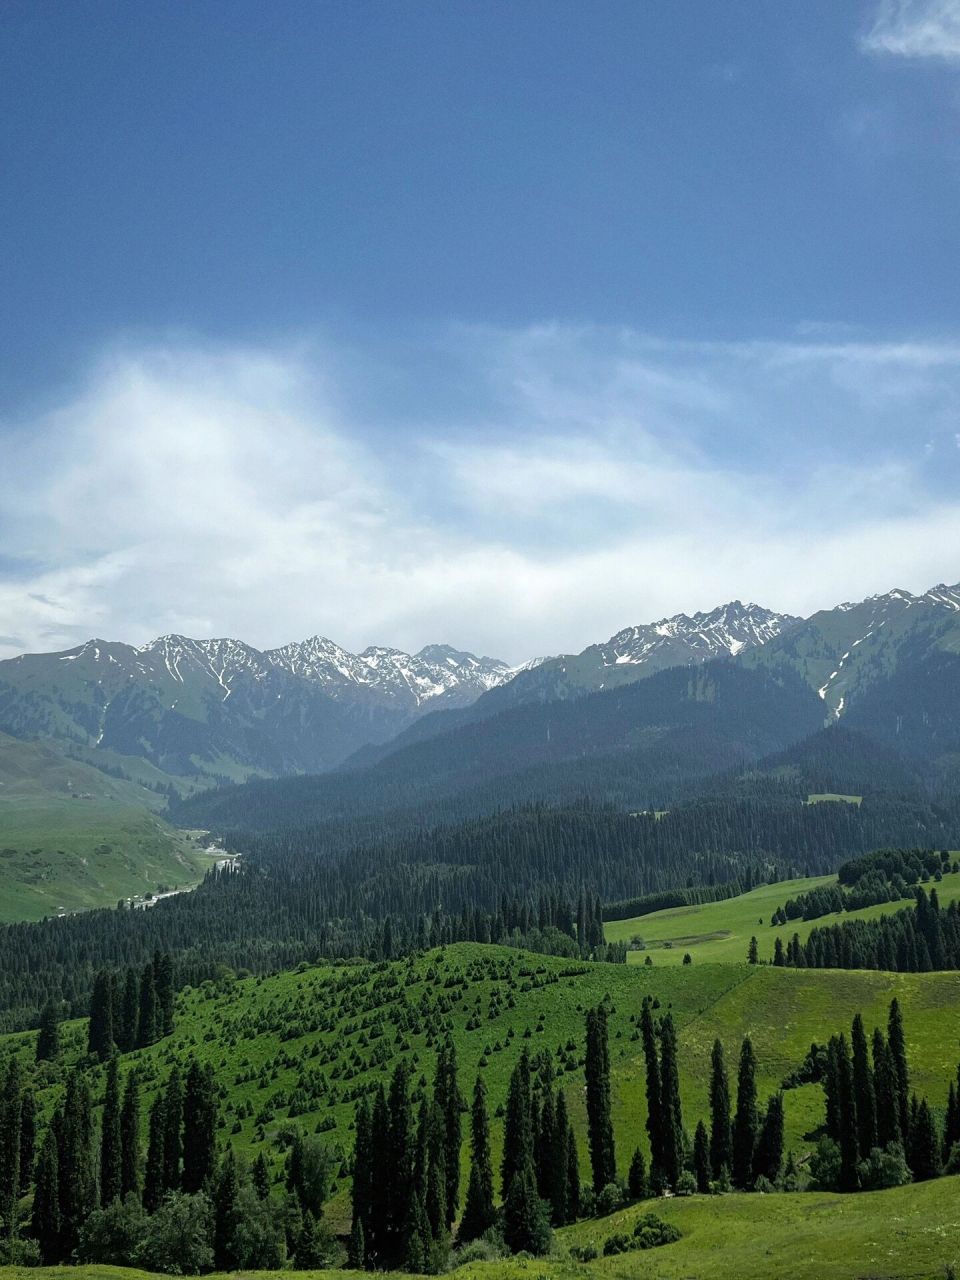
[605,867,960,966]
[7,944,959,1232]
[0,731,208,920]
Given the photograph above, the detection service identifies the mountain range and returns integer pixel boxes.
[1,581,958,793]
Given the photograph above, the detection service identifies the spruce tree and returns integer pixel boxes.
[87,969,115,1060]
[433,1035,461,1228]
[120,1070,141,1200]
[118,968,140,1053]
[213,1146,240,1269]
[754,1093,784,1184]
[162,1065,183,1192]
[137,962,158,1048]
[908,1098,941,1181]
[182,1060,218,1193]
[19,1090,35,1194]
[56,1069,94,1255]
[502,1161,551,1256]
[659,1013,684,1188]
[836,1033,860,1192]
[501,1050,533,1198]
[351,1095,373,1265]
[459,1076,495,1242]
[628,1146,647,1200]
[851,1014,877,1160]
[640,998,664,1183]
[100,1056,122,1205]
[694,1120,711,1192]
[144,1092,166,1212]
[944,1079,960,1163]
[709,1038,733,1179]
[872,1028,900,1149]
[36,1000,60,1063]
[887,998,909,1143]
[732,1037,758,1189]
[252,1151,271,1201]
[747,936,759,964]
[0,1057,21,1238]
[584,1004,616,1192]
[548,1089,571,1225]
[565,1123,581,1223]
[385,1061,414,1265]
[31,1126,60,1264]
[154,951,175,1037]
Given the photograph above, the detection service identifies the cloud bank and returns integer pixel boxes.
[862,0,960,61]
[1,328,959,663]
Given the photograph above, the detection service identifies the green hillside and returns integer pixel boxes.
[605,867,960,966]
[0,732,209,920]
[7,944,960,1233]
[2,1173,960,1279]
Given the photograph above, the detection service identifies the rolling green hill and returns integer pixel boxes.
[605,868,960,966]
[0,732,209,920]
[7,943,960,1233]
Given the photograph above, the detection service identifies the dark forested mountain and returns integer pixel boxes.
[349,601,801,767]
[0,634,512,783]
[175,660,826,835]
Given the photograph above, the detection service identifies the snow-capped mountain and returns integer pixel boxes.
[592,601,801,668]
[0,633,513,781]
[746,581,960,720]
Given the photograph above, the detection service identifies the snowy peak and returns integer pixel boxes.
[599,601,801,668]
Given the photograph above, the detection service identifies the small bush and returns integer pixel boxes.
[595,1181,623,1216]
[602,1232,632,1256]
[570,1243,598,1262]
[632,1211,681,1250]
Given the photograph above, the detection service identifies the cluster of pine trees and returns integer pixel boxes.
[808,1000,960,1192]
[770,848,953,926]
[86,953,175,1060]
[774,887,960,972]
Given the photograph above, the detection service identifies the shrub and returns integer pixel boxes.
[595,1181,623,1216]
[602,1232,632,1256]
[675,1170,697,1196]
[570,1243,598,1262]
[632,1211,681,1249]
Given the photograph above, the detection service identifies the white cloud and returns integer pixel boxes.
[862,0,960,61]
[0,329,959,664]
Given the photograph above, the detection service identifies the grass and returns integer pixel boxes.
[2,1177,959,1278]
[0,732,210,921]
[7,943,960,1232]
[806,792,863,805]
[605,868,960,966]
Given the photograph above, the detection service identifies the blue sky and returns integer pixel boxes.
[1,0,960,660]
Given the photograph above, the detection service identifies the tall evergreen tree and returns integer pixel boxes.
[693,1121,712,1193]
[0,1057,22,1238]
[154,951,175,1037]
[501,1050,534,1198]
[640,998,664,1182]
[56,1070,94,1256]
[117,968,140,1053]
[31,1126,60,1264]
[887,998,910,1144]
[627,1146,647,1200]
[144,1092,166,1212]
[584,1004,616,1192]
[100,1056,122,1206]
[753,1094,784,1184]
[659,1013,684,1189]
[36,1000,60,1063]
[137,962,158,1049]
[162,1065,183,1192]
[908,1098,941,1182]
[732,1037,758,1189]
[351,1095,373,1266]
[19,1090,35,1195]
[385,1061,414,1265]
[944,1079,960,1163]
[87,969,115,1060]
[709,1038,733,1179]
[459,1076,495,1242]
[120,1070,141,1200]
[182,1060,218,1193]
[872,1027,900,1150]
[502,1161,551,1256]
[851,1014,877,1160]
[565,1123,581,1223]
[548,1089,572,1225]
[213,1146,240,1269]
[836,1033,860,1192]
[433,1036,461,1228]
